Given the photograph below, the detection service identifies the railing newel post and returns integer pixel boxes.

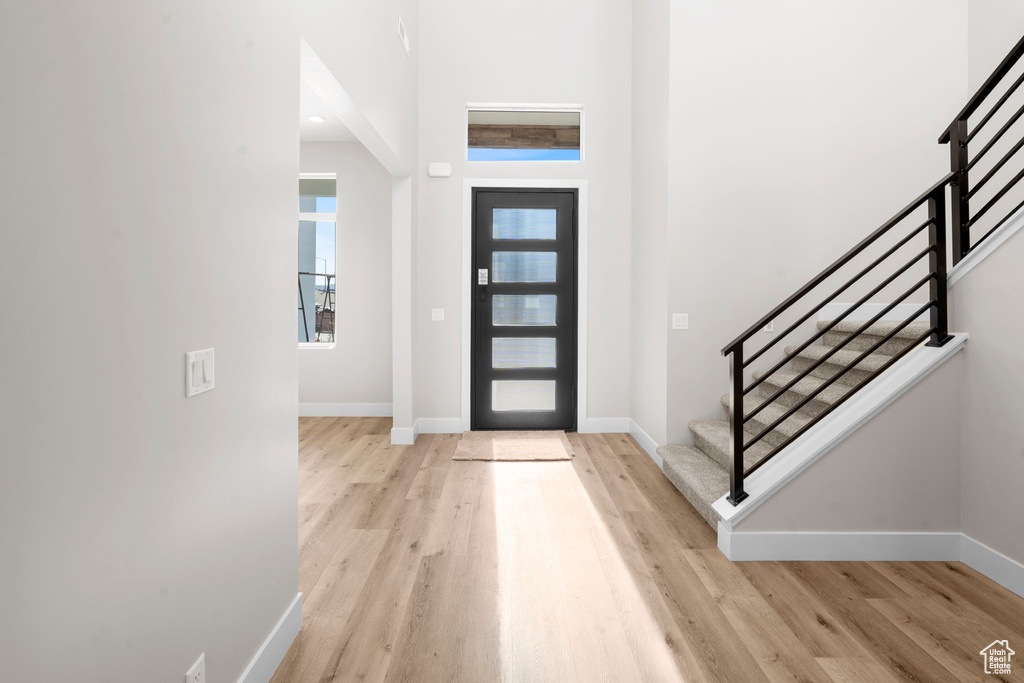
[948,120,971,263]
[727,345,748,506]
[928,186,953,347]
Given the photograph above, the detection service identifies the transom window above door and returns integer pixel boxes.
[467,108,582,162]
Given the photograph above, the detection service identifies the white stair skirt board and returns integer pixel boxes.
[947,200,1024,288]
[237,592,302,683]
[629,419,662,467]
[298,403,393,417]
[962,535,1024,600]
[712,333,968,529]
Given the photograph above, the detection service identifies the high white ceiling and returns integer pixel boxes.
[300,81,357,143]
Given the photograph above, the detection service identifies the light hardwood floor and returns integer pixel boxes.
[272,417,1024,682]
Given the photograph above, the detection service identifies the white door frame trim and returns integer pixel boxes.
[462,179,589,432]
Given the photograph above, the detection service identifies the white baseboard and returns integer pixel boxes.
[415,417,464,434]
[718,527,961,562]
[962,535,1024,599]
[628,419,661,467]
[582,417,630,433]
[298,403,392,417]
[718,528,1024,599]
[391,426,415,445]
[237,592,302,683]
[818,302,931,322]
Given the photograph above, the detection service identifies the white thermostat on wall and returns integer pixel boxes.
[427,162,452,178]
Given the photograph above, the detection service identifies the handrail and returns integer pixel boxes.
[720,177,950,506]
[939,32,1024,144]
[720,173,954,355]
[718,31,1024,507]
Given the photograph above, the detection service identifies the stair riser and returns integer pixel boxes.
[692,430,731,470]
[757,383,832,417]
[661,462,719,526]
[821,331,918,356]
[791,356,874,388]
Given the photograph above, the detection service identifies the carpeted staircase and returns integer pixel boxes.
[657,318,932,526]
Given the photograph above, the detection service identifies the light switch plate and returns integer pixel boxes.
[672,313,689,330]
[431,308,445,321]
[185,349,214,398]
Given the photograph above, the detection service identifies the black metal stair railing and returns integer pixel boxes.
[720,30,1024,506]
[941,33,1024,263]
[720,176,954,505]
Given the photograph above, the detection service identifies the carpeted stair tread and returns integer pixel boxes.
[719,393,813,441]
[688,419,772,471]
[785,343,894,371]
[657,444,727,526]
[752,368,857,406]
[817,319,931,340]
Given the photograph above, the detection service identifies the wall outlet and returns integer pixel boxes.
[431,308,445,321]
[185,654,205,683]
[672,313,689,330]
[763,321,775,333]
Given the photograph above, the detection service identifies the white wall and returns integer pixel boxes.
[666,0,968,444]
[630,0,670,446]
[0,3,299,681]
[955,0,1024,568]
[737,356,963,533]
[416,0,633,426]
[299,143,393,409]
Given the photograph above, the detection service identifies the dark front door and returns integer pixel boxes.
[472,189,577,430]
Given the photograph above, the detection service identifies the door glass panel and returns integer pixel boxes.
[493,208,557,240]
[492,295,556,326]
[492,251,556,283]
[492,337,556,368]
[492,380,557,412]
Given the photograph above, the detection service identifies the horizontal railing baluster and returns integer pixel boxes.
[968,131,1024,199]
[967,99,1024,172]
[970,196,1024,252]
[967,164,1024,228]
[721,174,954,356]
[742,285,935,447]
[743,245,935,404]
[966,68,1024,144]
[743,218,933,368]
[743,325,935,478]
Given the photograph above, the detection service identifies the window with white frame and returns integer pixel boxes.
[298,176,337,344]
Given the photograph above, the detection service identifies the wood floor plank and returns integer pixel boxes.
[275,418,1024,683]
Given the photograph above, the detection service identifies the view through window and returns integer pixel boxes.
[299,176,337,344]
[467,109,582,161]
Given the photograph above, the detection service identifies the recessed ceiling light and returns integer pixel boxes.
[308,116,326,123]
